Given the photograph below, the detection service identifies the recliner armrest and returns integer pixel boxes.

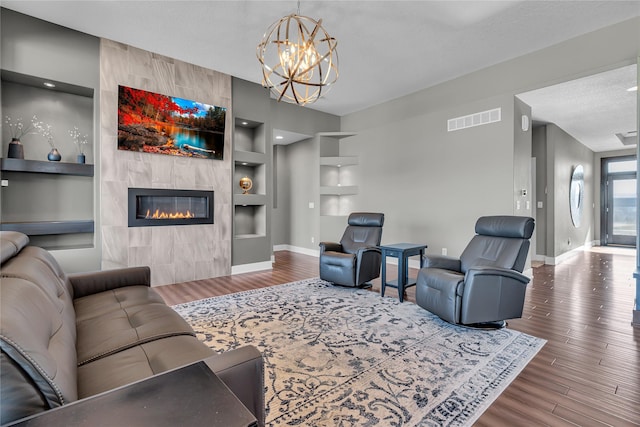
[69,266,151,299]
[422,255,461,272]
[319,242,342,253]
[464,266,530,284]
[460,266,531,324]
[355,246,381,255]
[355,246,381,266]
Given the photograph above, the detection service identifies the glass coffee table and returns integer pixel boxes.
[379,243,428,302]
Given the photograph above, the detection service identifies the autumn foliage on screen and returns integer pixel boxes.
[117,85,226,160]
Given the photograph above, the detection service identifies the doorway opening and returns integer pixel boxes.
[601,155,637,247]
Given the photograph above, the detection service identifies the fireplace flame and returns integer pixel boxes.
[145,209,195,219]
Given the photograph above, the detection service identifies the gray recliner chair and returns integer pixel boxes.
[319,212,385,287]
[416,216,535,327]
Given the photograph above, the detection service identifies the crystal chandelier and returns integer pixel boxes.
[257,2,338,106]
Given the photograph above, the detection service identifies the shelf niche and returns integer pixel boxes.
[1,70,95,251]
[234,161,266,196]
[234,205,266,238]
[234,118,266,154]
[319,133,358,219]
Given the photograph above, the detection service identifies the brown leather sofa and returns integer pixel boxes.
[0,231,264,426]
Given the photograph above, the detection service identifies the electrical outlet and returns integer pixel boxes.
[311,237,315,244]
[442,248,447,256]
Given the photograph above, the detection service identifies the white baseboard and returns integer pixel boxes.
[231,261,273,275]
[274,245,320,257]
[543,241,597,265]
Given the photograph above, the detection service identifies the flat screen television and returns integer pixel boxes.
[117,85,226,160]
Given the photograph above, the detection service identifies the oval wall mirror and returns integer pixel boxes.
[569,164,584,227]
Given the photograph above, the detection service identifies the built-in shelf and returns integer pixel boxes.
[320,186,358,195]
[1,158,94,176]
[317,132,357,139]
[234,150,266,166]
[234,194,267,206]
[318,132,358,234]
[0,220,94,235]
[234,233,266,239]
[319,156,358,167]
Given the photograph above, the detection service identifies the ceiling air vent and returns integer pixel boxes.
[448,108,501,132]
[615,131,638,146]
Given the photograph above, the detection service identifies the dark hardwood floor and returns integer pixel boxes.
[155,248,640,426]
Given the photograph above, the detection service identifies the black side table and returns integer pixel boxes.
[9,360,258,427]
[379,243,428,302]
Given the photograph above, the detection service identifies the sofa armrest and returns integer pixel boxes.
[69,267,151,299]
[422,254,461,271]
[319,242,342,253]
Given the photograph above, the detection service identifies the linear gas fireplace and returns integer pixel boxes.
[128,188,214,227]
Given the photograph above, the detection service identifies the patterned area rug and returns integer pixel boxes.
[173,278,545,426]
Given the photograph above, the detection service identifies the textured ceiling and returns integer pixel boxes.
[518,64,638,152]
[3,1,639,151]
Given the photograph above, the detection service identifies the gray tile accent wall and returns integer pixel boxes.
[99,39,232,286]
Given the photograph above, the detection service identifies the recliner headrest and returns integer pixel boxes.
[475,216,534,239]
[347,212,385,227]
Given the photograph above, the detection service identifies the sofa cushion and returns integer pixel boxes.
[73,285,166,323]
[77,335,214,398]
[75,290,197,365]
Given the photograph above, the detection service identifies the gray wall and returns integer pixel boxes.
[535,130,635,259]
[1,8,101,272]
[340,94,516,258]
[232,77,271,266]
[272,144,290,246]
[99,40,233,286]
[325,17,638,260]
[269,99,340,252]
[281,137,318,250]
[532,126,548,256]
[233,78,340,256]
[545,124,595,257]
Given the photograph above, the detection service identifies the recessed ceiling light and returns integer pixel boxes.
[275,135,284,140]
[241,162,248,165]
[43,82,56,88]
[627,86,638,92]
[241,121,248,125]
